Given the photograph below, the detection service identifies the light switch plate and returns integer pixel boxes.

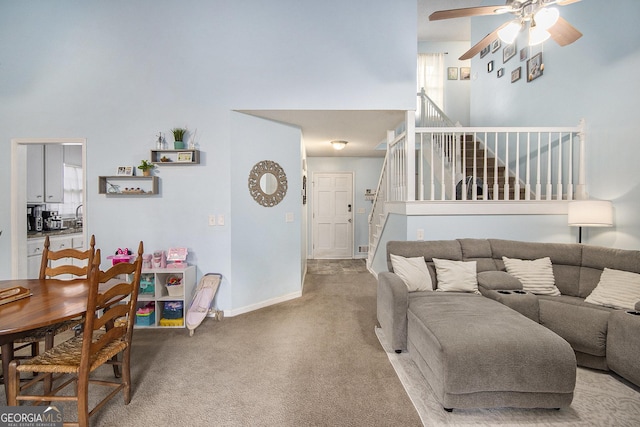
[217,214,225,226]
[286,212,294,223]
[208,215,216,226]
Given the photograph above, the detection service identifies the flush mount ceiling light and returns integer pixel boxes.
[331,140,348,150]
[429,0,583,60]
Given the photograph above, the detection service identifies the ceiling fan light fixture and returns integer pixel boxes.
[331,140,348,150]
[498,20,522,44]
[529,23,551,46]
[534,7,560,30]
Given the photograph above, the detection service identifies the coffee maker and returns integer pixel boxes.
[42,210,62,231]
[27,205,43,232]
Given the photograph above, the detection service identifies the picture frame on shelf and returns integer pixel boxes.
[491,38,501,53]
[480,45,490,58]
[460,67,471,80]
[503,42,517,63]
[511,67,522,83]
[176,152,193,163]
[117,166,134,176]
[527,52,544,82]
[447,67,458,80]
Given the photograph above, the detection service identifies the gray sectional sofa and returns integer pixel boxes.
[377,238,640,410]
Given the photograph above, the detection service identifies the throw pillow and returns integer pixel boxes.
[390,254,432,292]
[432,258,479,294]
[585,268,640,310]
[502,256,560,296]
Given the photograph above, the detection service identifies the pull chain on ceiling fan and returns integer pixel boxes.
[429,0,583,60]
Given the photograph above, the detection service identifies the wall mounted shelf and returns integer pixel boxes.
[98,176,159,195]
[151,149,200,165]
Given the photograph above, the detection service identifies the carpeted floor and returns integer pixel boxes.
[1,259,421,426]
[5,260,640,426]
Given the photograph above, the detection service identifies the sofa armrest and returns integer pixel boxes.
[377,272,409,352]
[477,271,523,291]
[635,301,640,311]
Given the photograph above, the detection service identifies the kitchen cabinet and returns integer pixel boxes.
[27,144,64,203]
[135,266,196,328]
[26,234,84,279]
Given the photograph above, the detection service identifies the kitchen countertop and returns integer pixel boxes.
[27,228,83,239]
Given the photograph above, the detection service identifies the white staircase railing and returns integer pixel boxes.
[366,93,587,268]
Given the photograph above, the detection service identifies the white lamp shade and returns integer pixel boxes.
[568,200,613,227]
[529,25,551,46]
[534,7,559,30]
[498,21,522,44]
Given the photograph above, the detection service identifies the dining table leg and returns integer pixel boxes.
[1,341,15,403]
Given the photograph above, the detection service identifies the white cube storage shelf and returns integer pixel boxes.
[135,265,196,329]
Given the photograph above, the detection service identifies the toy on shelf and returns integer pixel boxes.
[167,247,188,268]
[107,247,135,266]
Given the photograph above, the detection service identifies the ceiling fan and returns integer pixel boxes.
[430,0,583,60]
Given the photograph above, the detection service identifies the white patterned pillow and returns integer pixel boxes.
[390,254,432,292]
[502,256,560,296]
[585,268,640,310]
[432,258,479,294]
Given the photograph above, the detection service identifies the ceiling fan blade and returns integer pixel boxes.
[459,22,511,60]
[548,16,583,46]
[429,5,509,21]
[557,0,582,5]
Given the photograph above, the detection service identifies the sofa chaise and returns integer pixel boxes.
[377,238,640,410]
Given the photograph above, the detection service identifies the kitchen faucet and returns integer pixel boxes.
[75,204,83,227]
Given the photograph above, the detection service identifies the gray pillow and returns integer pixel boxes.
[477,271,522,291]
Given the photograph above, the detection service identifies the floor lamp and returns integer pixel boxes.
[568,200,613,244]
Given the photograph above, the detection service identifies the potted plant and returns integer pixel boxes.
[137,160,155,176]
[171,127,187,149]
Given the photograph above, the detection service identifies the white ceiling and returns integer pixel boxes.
[243,1,482,158]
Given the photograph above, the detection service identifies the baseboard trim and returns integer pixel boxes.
[223,290,303,318]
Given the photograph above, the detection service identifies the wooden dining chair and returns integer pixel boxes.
[11,235,97,360]
[5,235,96,364]
[7,242,144,427]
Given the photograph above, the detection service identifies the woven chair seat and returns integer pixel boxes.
[16,334,127,375]
[14,319,82,344]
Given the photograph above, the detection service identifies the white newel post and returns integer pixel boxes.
[386,130,394,201]
[406,111,416,201]
[575,119,587,200]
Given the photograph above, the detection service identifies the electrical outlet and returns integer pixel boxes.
[417,229,424,241]
[286,212,294,222]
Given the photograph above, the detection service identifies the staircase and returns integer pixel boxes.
[459,136,527,201]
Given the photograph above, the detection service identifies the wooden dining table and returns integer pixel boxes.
[0,278,95,400]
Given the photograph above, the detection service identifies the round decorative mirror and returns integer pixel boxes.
[248,160,288,207]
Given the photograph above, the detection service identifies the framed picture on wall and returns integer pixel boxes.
[480,45,490,58]
[511,67,522,83]
[520,47,528,62]
[527,52,544,82]
[487,60,494,73]
[497,68,505,78]
[460,67,471,80]
[491,38,501,53]
[447,67,458,80]
[503,42,517,63]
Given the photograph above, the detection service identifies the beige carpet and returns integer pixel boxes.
[2,261,422,426]
[376,327,640,426]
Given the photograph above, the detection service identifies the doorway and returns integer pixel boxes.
[10,138,87,279]
[312,172,353,259]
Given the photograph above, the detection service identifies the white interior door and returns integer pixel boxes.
[312,172,353,259]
